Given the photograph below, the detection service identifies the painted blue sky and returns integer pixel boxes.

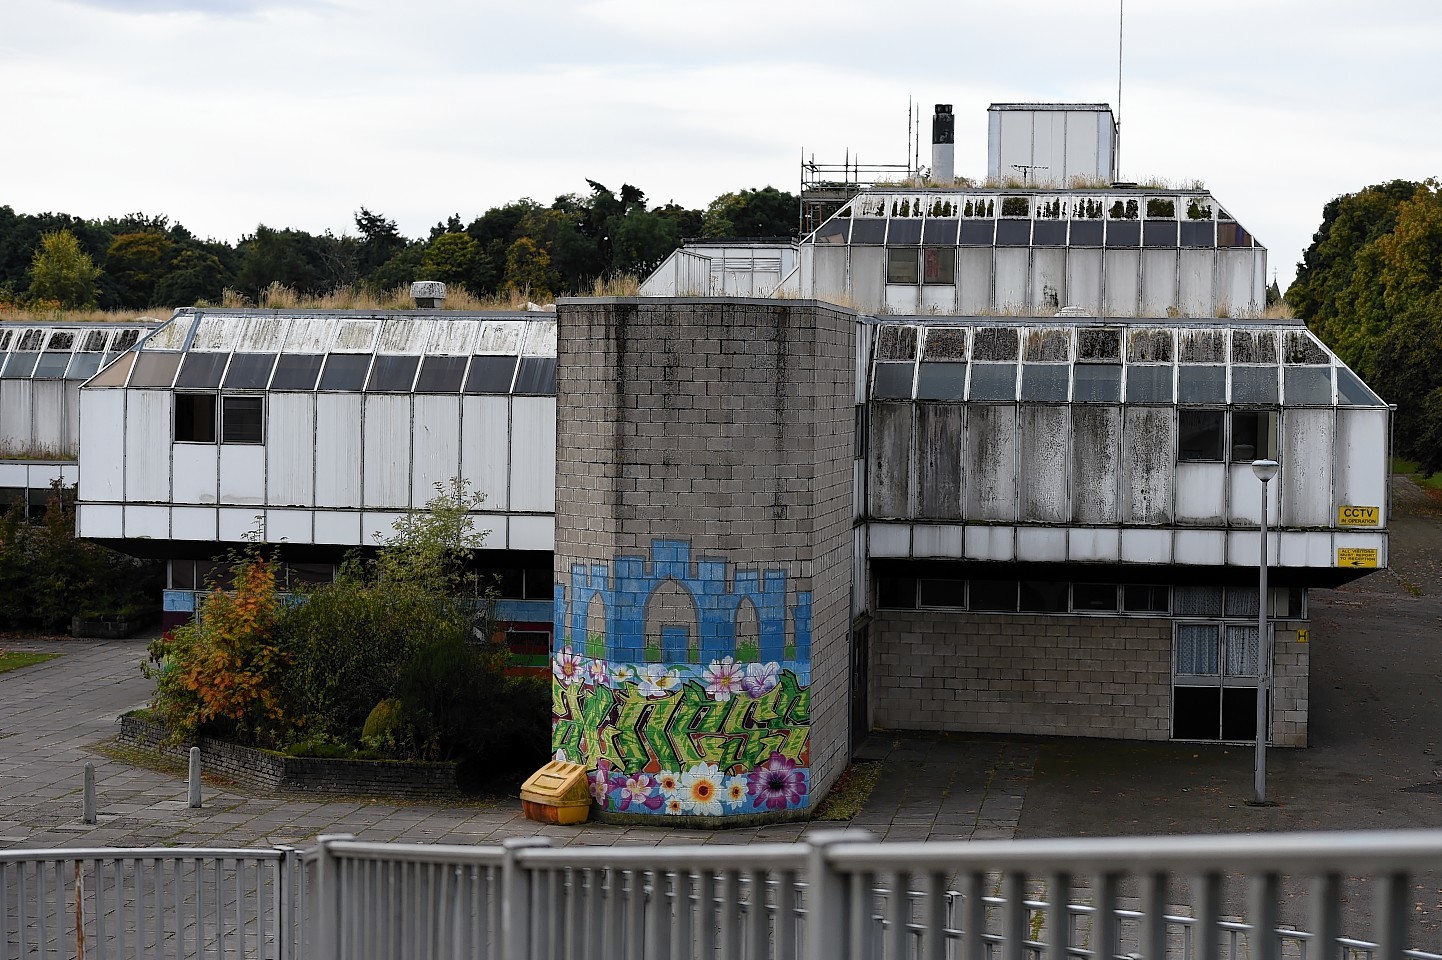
[4,0,1439,288]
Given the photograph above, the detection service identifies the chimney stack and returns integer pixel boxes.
[410,280,447,309]
[931,104,955,183]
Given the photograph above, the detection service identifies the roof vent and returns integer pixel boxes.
[1055,305,1093,318]
[410,281,447,309]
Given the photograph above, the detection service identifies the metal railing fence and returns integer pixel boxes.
[7,830,1442,960]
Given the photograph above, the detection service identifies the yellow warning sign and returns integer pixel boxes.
[1336,547,1379,568]
[1296,629,1309,644]
[1338,505,1380,527]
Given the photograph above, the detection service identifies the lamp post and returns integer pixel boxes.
[1251,458,1279,805]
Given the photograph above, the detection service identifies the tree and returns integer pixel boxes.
[419,232,482,291]
[27,229,100,308]
[354,207,408,274]
[236,225,325,299]
[503,237,554,300]
[702,187,799,238]
[107,231,175,307]
[154,247,229,306]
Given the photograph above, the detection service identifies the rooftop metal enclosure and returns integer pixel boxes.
[987,102,1119,186]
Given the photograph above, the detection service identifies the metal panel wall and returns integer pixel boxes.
[1282,408,1334,526]
[964,404,1019,521]
[1031,248,1067,314]
[411,396,463,507]
[813,248,847,304]
[1072,406,1121,523]
[956,249,993,314]
[219,445,266,505]
[123,389,171,502]
[1020,405,1070,522]
[266,393,315,507]
[1334,408,1388,521]
[1121,406,1175,523]
[172,444,218,504]
[868,402,912,519]
[885,284,920,315]
[1177,249,1216,317]
[1227,462,1279,525]
[77,390,124,501]
[0,381,30,448]
[509,396,556,513]
[849,247,886,313]
[314,393,362,508]
[1065,249,1103,314]
[1175,462,1226,523]
[916,403,962,519]
[1217,248,1256,315]
[919,282,956,314]
[1140,250,1178,318]
[994,249,1029,311]
[30,381,70,450]
[1103,250,1140,315]
[460,396,511,510]
[362,395,412,509]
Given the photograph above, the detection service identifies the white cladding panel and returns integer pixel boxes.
[1103,250,1140,315]
[266,394,316,507]
[218,507,258,541]
[510,397,556,513]
[78,503,123,539]
[1019,406,1069,522]
[0,463,24,485]
[964,524,1015,561]
[1175,462,1226,522]
[1071,406,1120,523]
[1282,408,1334,526]
[1140,250,1177,318]
[1016,526,1066,561]
[849,247,885,313]
[411,396,462,507]
[30,380,70,450]
[1227,462,1280,525]
[1031,248,1067,313]
[314,511,361,544]
[314,394,362,508]
[1068,527,1121,562]
[1174,528,1226,565]
[1064,249,1103,315]
[994,249,1028,311]
[509,515,555,551]
[172,444,218,504]
[461,397,511,510]
[1334,408,1388,522]
[1177,250,1216,317]
[476,321,525,354]
[376,318,428,354]
[266,509,313,545]
[124,390,171,502]
[363,395,412,508]
[1218,249,1257,315]
[1121,528,1172,564]
[912,524,963,557]
[427,319,483,356]
[193,314,287,351]
[0,381,31,448]
[920,282,955,314]
[522,321,557,357]
[283,318,339,353]
[362,512,404,542]
[813,248,845,303]
[964,404,1019,521]
[1122,406,1174,523]
[219,445,266,504]
[884,284,919,315]
[334,320,379,352]
[125,505,170,539]
[78,390,124,501]
[172,506,218,542]
[956,250,994,314]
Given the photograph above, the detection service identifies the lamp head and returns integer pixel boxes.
[1252,459,1280,483]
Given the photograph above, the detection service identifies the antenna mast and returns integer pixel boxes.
[1116,0,1124,176]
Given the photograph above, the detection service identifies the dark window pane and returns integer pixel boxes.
[916,362,967,400]
[877,576,918,609]
[285,562,335,588]
[416,355,468,392]
[33,352,70,378]
[318,354,371,391]
[17,330,43,350]
[175,352,229,388]
[872,361,914,399]
[1180,222,1214,247]
[1337,366,1383,406]
[3,352,40,379]
[1179,409,1224,461]
[1231,330,1278,364]
[972,327,1019,361]
[922,219,958,244]
[1284,366,1332,405]
[65,353,103,380]
[128,352,182,387]
[887,220,921,244]
[995,220,1031,245]
[1073,364,1121,402]
[0,330,10,349]
[969,579,1018,612]
[922,248,955,284]
[814,219,849,244]
[46,331,73,350]
[1284,330,1330,365]
[522,566,554,601]
[1231,366,1278,404]
[1217,223,1251,247]
[876,324,918,360]
[514,357,557,395]
[1178,365,1226,404]
[958,221,995,245]
[175,393,217,443]
[221,396,264,444]
[465,355,518,394]
[1032,221,1066,246]
[1072,583,1118,611]
[366,354,421,392]
[968,363,1016,401]
[1077,329,1121,361]
[1173,686,1222,741]
[918,578,965,608]
[1020,580,1068,612]
[478,566,525,598]
[1126,365,1173,402]
[1024,329,1068,361]
[849,219,886,244]
[1105,221,1140,246]
[886,248,918,284]
[169,559,196,590]
[1143,221,1179,247]
[113,330,141,351]
[1230,411,1276,461]
[1123,584,1170,613]
[224,353,277,389]
[1175,585,1223,616]
[1021,364,1068,401]
[270,353,324,390]
[81,330,108,352]
[922,328,967,360]
[1069,221,1103,246]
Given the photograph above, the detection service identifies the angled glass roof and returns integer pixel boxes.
[0,321,155,382]
[867,319,1383,407]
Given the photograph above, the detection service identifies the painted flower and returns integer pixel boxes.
[741,661,780,698]
[637,664,682,699]
[585,658,610,687]
[748,752,808,811]
[723,776,748,809]
[664,797,683,815]
[656,771,683,798]
[608,664,635,686]
[702,657,744,701]
[552,646,584,687]
[589,758,613,804]
[617,773,665,811]
[680,762,725,816]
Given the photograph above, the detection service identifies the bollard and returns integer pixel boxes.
[188,746,202,808]
[83,763,97,824]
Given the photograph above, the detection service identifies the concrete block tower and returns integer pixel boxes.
[551,298,855,822]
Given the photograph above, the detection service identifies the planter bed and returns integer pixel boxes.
[71,611,158,639]
[118,715,461,800]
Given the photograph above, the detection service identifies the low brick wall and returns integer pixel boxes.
[118,715,461,800]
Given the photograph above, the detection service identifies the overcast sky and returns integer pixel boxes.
[3,0,1439,290]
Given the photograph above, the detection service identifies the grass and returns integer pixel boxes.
[1,304,168,324]
[1394,458,1442,490]
[812,760,882,821]
[0,650,61,675]
[0,443,76,461]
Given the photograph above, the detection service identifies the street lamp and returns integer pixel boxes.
[1251,458,1279,805]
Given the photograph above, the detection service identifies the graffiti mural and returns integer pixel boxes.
[552,540,812,817]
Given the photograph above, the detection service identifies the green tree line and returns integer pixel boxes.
[1288,179,1442,473]
[0,184,798,310]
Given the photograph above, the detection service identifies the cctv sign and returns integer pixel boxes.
[1337,505,1380,527]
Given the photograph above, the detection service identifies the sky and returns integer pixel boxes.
[2,0,1439,291]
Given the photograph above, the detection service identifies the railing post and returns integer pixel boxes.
[502,837,551,960]
[806,830,873,960]
[276,846,299,960]
[313,833,353,960]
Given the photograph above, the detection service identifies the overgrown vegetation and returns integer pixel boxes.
[0,484,161,631]
[145,480,548,775]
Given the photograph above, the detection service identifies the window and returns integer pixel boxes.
[918,578,965,608]
[1230,411,1277,462]
[1072,583,1118,611]
[175,352,229,388]
[270,353,324,390]
[1020,580,1067,613]
[877,576,918,609]
[224,353,277,389]
[969,579,1019,612]
[886,249,918,284]
[514,357,557,395]
[416,355,468,393]
[221,396,264,444]
[175,393,217,443]
[318,354,371,391]
[968,364,1017,401]
[1123,584,1170,613]
[1178,410,1224,461]
[464,355,518,394]
[872,361,914,399]
[366,354,421,392]
[916,362,967,401]
[922,248,955,284]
